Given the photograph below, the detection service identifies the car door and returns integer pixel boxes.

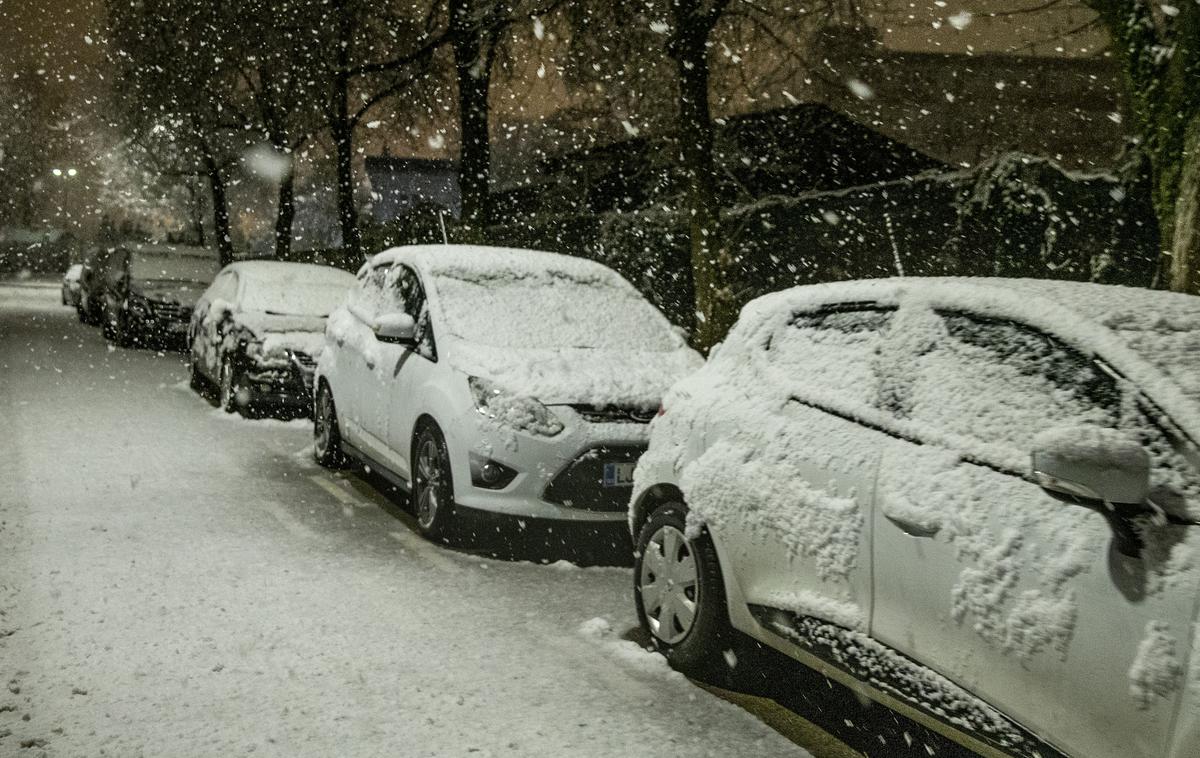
[338,262,405,471]
[871,304,1200,758]
[697,306,892,634]
[383,264,439,482]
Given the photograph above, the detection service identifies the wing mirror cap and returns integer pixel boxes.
[1031,426,1151,506]
[374,312,416,345]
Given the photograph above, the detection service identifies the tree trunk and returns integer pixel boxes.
[330,0,361,260]
[203,152,234,267]
[1170,116,1200,293]
[188,177,207,248]
[452,33,493,229]
[274,153,297,260]
[669,0,730,351]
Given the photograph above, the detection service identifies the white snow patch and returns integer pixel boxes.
[1129,621,1183,708]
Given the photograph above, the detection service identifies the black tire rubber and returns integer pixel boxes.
[313,384,347,469]
[634,502,732,676]
[411,422,458,546]
[219,356,242,415]
[188,358,206,393]
[114,309,135,348]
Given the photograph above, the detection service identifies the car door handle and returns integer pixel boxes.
[884,512,940,539]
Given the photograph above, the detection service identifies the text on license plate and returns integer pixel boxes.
[603,462,636,487]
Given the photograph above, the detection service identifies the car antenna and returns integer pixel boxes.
[437,209,449,245]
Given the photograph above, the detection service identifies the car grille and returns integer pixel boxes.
[569,405,657,424]
[543,445,645,512]
[147,299,191,322]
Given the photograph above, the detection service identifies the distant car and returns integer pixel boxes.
[631,277,1200,758]
[100,244,219,348]
[314,245,702,547]
[189,260,356,417]
[77,247,114,324]
[61,263,83,307]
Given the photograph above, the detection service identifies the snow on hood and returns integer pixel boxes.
[232,310,329,358]
[135,281,207,307]
[447,341,702,407]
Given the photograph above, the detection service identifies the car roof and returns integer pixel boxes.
[740,276,1200,435]
[221,259,354,280]
[364,244,627,285]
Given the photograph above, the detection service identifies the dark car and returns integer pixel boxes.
[101,244,219,348]
[188,260,355,417]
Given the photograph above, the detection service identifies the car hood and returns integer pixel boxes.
[448,341,704,408]
[233,310,328,358]
[135,280,207,307]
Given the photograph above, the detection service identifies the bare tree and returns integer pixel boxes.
[1083,1,1200,293]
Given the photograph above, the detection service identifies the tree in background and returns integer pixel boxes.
[565,0,866,349]
[108,1,246,265]
[1084,1,1199,293]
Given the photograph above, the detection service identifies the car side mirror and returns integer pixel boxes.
[1032,426,1152,556]
[374,312,416,346]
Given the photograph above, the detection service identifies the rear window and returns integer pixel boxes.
[764,307,893,407]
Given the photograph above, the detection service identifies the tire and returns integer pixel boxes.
[218,356,242,415]
[114,308,135,348]
[188,355,207,394]
[313,384,347,468]
[411,422,458,545]
[634,502,731,675]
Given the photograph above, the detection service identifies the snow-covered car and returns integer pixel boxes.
[631,278,1200,758]
[61,263,83,307]
[314,244,702,546]
[100,244,219,347]
[189,260,356,417]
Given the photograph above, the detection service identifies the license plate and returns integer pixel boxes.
[603,462,636,487]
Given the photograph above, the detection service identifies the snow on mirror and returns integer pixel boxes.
[1032,425,1151,506]
[373,312,416,344]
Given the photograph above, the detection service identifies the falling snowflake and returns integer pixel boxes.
[949,11,973,30]
[847,78,875,100]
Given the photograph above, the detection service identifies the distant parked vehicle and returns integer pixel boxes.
[189,260,355,417]
[77,246,114,324]
[631,277,1200,758]
[314,245,702,548]
[100,244,219,348]
[61,263,83,307]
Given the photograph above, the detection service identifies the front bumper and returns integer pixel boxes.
[446,405,652,525]
[126,301,193,344]
[240,353,316,412]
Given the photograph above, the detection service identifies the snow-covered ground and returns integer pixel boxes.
[0,281,810,757]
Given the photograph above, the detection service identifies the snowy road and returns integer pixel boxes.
[0,281,813,757]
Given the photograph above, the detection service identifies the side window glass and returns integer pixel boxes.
[349,265,390,318]
[392,265,436,361]
[905,312,1120,455]
[764,307,893,409]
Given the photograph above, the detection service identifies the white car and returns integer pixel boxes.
[61,263,83,307]
[313,245,701,547]
[189,260,356,416]
[631,278,1200,758]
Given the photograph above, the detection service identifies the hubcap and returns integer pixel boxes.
[415,437,443,529]
[640,525,699,644]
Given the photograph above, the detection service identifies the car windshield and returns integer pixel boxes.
[130,252,217,283]
[240,272,352,317]
[434,270,679,351]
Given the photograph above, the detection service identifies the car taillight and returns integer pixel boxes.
[656,404,666,417]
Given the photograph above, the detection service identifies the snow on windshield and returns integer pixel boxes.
[434,269,679,351]
[130,252,218,283]
[240,271,354,317]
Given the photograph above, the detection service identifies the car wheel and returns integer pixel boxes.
[634,502,731,675]
[313,385,347,468]
[411,422,457,545]
[219,357,242,415]
[188,355,208,394]
[114,308,135,348]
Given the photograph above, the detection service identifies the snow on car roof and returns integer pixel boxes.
[366,244,625,285]
[225,259,355,284]
[737,277,1200,436]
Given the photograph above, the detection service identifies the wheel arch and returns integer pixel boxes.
[631,483,687,542]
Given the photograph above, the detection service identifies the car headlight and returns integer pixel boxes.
[468,376,563,437]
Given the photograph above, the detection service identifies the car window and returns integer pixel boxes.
[902,312,1120,455]
[764,307,893,408]
[348,264,395,318]
[392,265,436,361]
